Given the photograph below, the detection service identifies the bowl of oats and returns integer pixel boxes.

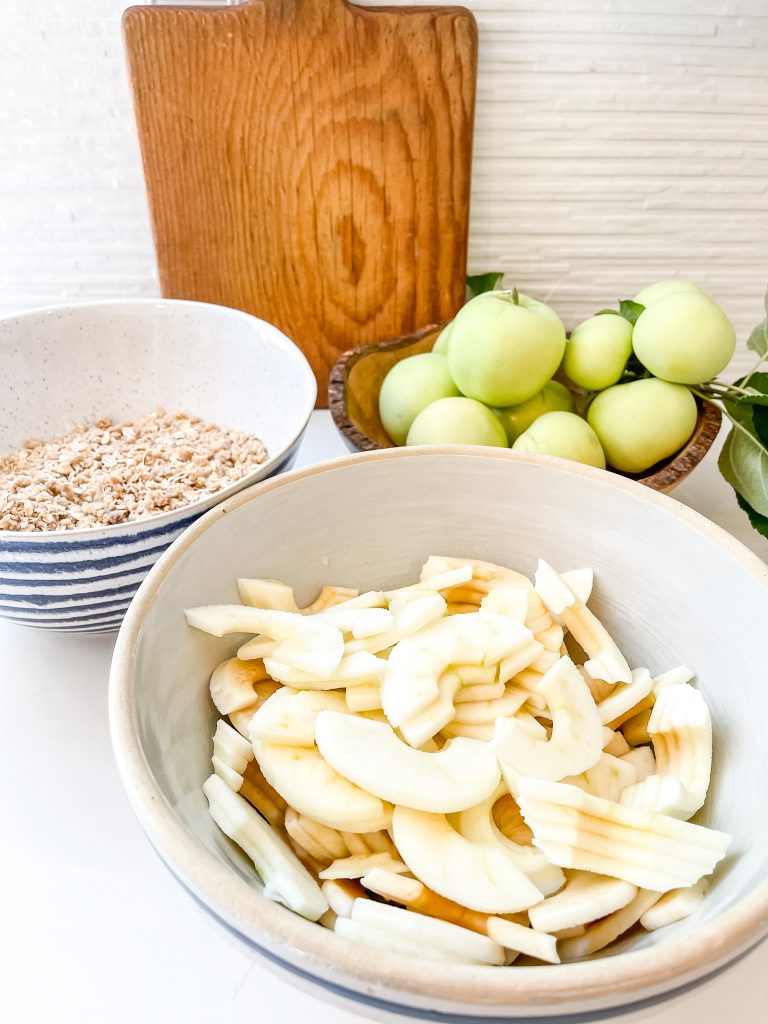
[0,299,316,632]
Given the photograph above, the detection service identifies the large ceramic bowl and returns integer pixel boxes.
[0,299,316,632]
[109,448,768,1021]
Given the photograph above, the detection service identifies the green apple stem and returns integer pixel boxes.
[739,353,768,390]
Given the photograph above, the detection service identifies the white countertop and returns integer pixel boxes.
[2,410,766,1024]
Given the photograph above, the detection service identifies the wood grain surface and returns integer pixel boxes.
[328,326,723,493]
[124,0,477,404]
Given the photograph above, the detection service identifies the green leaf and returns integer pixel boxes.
[618,299,645,326]
[724,391,768,448]
[746,319,768,359]
[718,423,768,516]
[736,492,768,539]
[466,272,504,299]
[737,371,768,396]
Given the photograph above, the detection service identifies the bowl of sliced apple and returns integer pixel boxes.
[109,446,768,1021]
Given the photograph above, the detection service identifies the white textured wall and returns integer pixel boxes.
[2,0,767,372]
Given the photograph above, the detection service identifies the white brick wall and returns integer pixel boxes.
[2,0,767,373]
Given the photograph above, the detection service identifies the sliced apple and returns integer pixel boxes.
[527,870,637,933]
[249,688,348,747]
[209,657,271,715]
[315,710,500,813]
[391,805,543,914]
[254,740,391,833]
[621,682,711,821]
[491,656,603,781]
[534,561,631,684]
[517,778,731,892]
[203,773,328,921]
[263,650,386,689]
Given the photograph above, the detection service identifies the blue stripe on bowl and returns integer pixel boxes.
[0,543,172,576]
[0,514,198,554]
[0,580,142,608]
[0,561,157,588]
[2,602,131,626]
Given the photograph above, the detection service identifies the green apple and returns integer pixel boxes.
[512,411,605,469]
[432,322,453,354]
[406,397,508,447]
[587,378,697,473]
[447,291,566,406]
[379,353,460,445]
[564,314,633,391]
[633,280,704,307]
[632,292,736,385]
[493,381,574,444]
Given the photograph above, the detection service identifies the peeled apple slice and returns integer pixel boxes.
[558,889,661,960]
[185,605,344,677]
[559,568,593,606]
[254,740,391,833]
[203,773,328,921]
[319,853,408,880]
[335,917,469,964]
[527,870,637,933]
[315,606,394,638]
[263,651,386,689]
[345,684,382,712]
[640,878,708,930]
[209,657,270,715]
[451,685,528,726]
[382,612,536,727]
[534,561,631,684]
[480,588,529,622]
[249,689,348,746]
[213,718,254,775]
[596,668,654,726]
[238,578,298,611]
[452,785,565,896]
[387,564,473,598]
[350,897,505,966]
[398,672,461,749]
[315,710,500,813]
[517,778,731,892]
[491,656,603,781]
[391,805,543,914]
[621,683,712,820]
[562,752,639,803]
[346,592,447,656]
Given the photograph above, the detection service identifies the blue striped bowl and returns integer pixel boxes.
[0,300,316,632]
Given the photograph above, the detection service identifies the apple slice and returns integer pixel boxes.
[315,710,500,813]
[391,805,543,914]
[254,740,391,833]
[203,773,328,921]
[185,605,344,677]
[249,688,348,747]
[350,898,505,965]
[534,561,631,684]
[527,870,637,933]
[491,656,603,781]
[517,778,731,892]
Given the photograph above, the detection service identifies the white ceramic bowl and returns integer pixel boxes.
[0,299,316,632]
[109,448,768,1020]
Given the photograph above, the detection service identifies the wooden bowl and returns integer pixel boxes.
[328,323,722,492]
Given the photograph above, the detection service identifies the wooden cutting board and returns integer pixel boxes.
[124,0,477,404]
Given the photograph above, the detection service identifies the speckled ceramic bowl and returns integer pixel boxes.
[0,299,316,632]
[110,448,768,1021]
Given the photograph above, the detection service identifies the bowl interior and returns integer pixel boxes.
[0,301,315,465]
[123,451,768,1004]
